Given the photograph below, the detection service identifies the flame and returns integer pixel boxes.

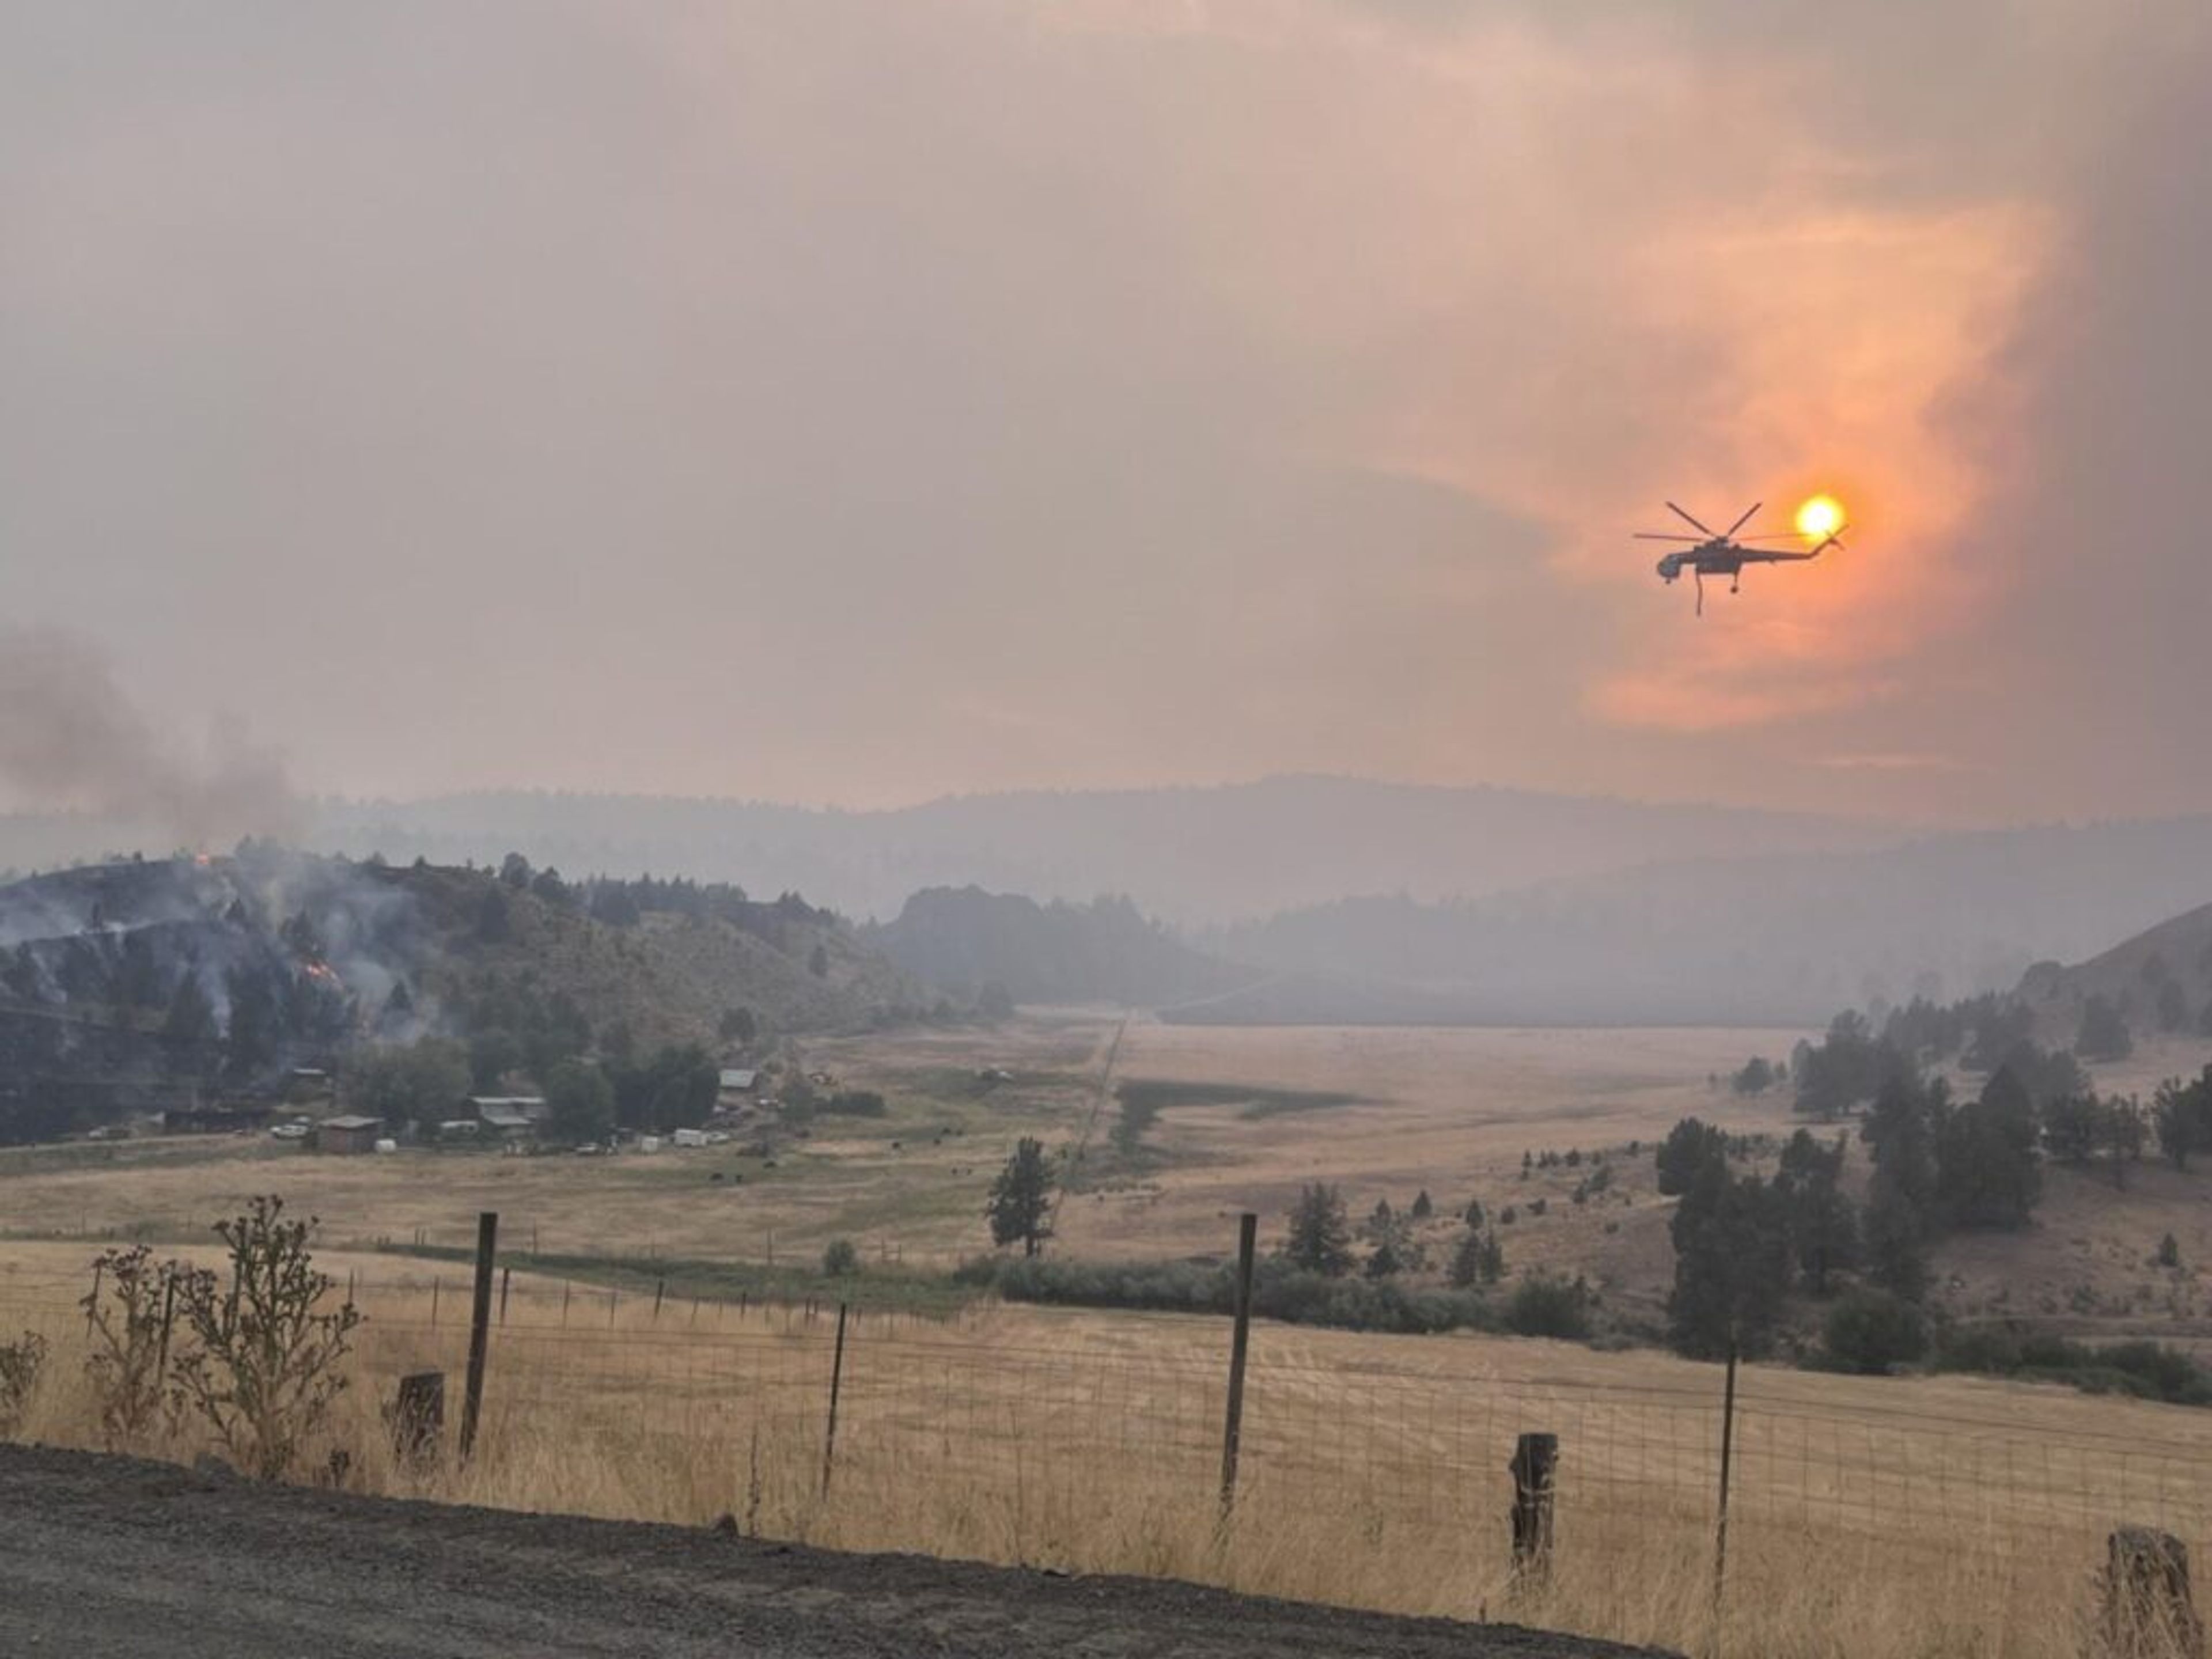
[302,961,342,987]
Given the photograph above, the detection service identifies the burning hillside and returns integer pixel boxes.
[0,847,925,1142]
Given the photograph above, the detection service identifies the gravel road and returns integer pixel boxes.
[0,1443,1676,1658]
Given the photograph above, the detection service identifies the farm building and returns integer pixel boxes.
[470,1096,548,1139]
[718,1068,757,1096]
[315,1115,384,1154]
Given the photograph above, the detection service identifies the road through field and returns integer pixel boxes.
[0,1444,1670,1659]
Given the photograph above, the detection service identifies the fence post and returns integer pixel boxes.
[1713,1340,1740,1610]
[394,1370,445,1464]
[560,1281,571,1326]
[1218,1211,1257,1518]
[1510,1433,1559,1582]
[498,1266,511,1325]
[460,1211,497,1461]
[653,1277,665,1321]
[821,1301,850,1495]
[2104,1528,2203,1657]
[430,1278,440,1326]
[85,1259,103,1339]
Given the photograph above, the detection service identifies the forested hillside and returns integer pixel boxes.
[0,847,922,1141]
[866,887,1255,1007]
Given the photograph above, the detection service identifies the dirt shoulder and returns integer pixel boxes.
[0,1442,1674,1659]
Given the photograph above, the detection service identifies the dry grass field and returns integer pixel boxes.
[7,1012,2210,1340]
[11,1014,2212,1653]
[3,1247,2209,1659]
[0,1014,1804,1287]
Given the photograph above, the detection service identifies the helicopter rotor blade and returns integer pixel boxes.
[1724,501,1762,537]
[1665,502,1716,536]
[1634,533,1706,541]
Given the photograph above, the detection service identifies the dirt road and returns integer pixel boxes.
[0,1444,1673,1658]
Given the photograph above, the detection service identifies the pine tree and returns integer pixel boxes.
[986,1138,1055,1257]
[1283,1184,1354,1277]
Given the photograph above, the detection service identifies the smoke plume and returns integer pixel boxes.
[0,627,300,848]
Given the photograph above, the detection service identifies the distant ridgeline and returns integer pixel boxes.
[865,886,1259,1010]
[0,847,925,1144]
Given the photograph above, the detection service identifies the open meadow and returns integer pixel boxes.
[0,1014,1809,1302]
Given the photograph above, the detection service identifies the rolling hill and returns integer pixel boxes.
[0,848,925,1138]
[865,886,1256,1007]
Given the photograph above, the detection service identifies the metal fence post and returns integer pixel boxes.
[1713,1339,1740,1611]
[460,1211,497,1460]
[1219,1212,1257,1517]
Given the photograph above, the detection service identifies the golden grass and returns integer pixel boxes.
[6,1260,2208,1659]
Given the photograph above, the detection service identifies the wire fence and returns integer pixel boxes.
[7,1244,2212,1650]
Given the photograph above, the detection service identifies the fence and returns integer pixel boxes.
[7,1221,2212,1657]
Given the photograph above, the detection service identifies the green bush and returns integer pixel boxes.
[1503,1274,1592,1340]
[1932,1321,2212,1406]
[968,1255,1499,1336]
[1823,1290,1927,1374]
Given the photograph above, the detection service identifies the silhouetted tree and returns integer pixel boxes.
[1283,1183,1355,1277]
[986,1138,1055,1257]
[2075,994,2134,1063]
[1936,1066,2042,1229]
[1655,1118,1728,1197]
[545,1060,615,1144]
[1668,1171,1791,1359]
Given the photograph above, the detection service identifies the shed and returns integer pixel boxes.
[317,1115,385,1155]
[718,1069,757,1095]
[469,1095,548,1122]
[476,1104,541,1138]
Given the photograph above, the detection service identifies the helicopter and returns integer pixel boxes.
[1637,501,1845,615]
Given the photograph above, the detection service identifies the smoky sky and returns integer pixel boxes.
[0,2,2203,822]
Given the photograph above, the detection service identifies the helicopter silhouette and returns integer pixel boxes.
[1637,501,1844,615]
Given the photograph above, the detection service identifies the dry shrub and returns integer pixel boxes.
[169,1196,364,1479]
[0,1330,46,1435]
[80,1244,185,1447]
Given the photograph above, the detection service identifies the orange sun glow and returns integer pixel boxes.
[1795,494,1847,540]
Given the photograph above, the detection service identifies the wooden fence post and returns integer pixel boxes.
[1510,1433,1559,1583]
[460,1211,497,1460]
[821,1301,850,1495]
[498,1266,511,1325]
[653,1277,665,1321]
[2104,1528,2205,1658]
[1219,1212,1258,1518]
[394,1370,445,1464]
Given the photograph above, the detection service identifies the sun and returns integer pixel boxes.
[1795,494,1847,540]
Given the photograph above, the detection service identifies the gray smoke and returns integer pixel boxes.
[0,627,301,849]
